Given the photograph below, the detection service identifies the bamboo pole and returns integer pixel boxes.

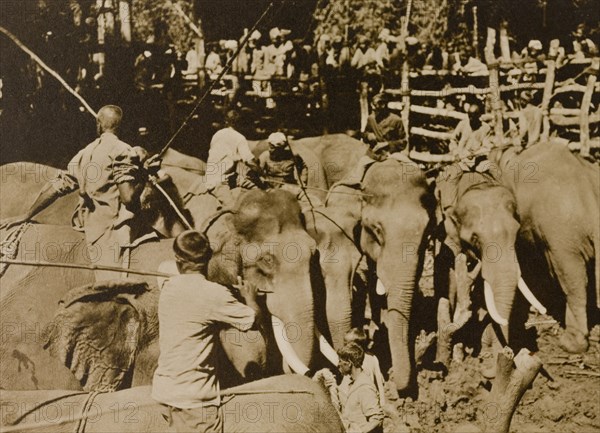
[540,39,560,141]
[485,28,504,145]
[472,6,479,59]
[579,58,599,157]
[401,61,411,150]
[0,26,98,117]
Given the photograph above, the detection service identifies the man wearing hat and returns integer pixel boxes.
[152,230,261,433]
[259,132,308,195]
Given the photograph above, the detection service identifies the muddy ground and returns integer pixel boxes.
[375,252,600,433]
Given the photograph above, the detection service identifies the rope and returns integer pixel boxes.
[74,391,102,433]
[157,1,279,157]
[268,178,372,198]
[0,222,31,277]
[0,26,98,117]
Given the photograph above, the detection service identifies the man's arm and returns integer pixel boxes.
[0,172,76,230]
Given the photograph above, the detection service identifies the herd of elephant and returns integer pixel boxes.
[0,134,598,432]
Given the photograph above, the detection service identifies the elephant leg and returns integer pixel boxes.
[550,253,589,353]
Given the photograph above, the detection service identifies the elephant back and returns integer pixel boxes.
[0,376,344,433]
[0,162,78,225]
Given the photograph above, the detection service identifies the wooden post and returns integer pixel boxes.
[118,0,131,42]
[579,58,599,157]
[540,39,560,141]
[401,60,411,151]
[485,28,503,145]
[359,81,368,132]
[472,6,479,59]
[499,21,511,63]
[483,348,543,433]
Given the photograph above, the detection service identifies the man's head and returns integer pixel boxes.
[96,105,122,135]
[466,102,483,128]
[337,342,364,375]
[224,109,241,129]
[371,92,389,116]
[343,327,368,350]
[268,132,288,151]
[173,230,212,274]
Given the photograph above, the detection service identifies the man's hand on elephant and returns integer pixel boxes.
[0,215,29,231]
[235,276,260,305]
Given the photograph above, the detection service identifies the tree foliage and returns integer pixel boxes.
[131,0,196,50]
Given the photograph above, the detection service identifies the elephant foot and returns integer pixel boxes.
[559,328,589,353]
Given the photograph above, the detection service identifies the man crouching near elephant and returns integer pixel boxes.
[152,230,263,433]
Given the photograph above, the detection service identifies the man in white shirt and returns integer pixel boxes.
[152,230,261,433]
[204,110,262,202]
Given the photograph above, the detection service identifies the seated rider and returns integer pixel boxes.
[438,101,493,216]
[259,132,308,191]
[346,92,408,184]
[204,109,263,205]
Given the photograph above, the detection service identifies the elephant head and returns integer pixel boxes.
[449,183,546,343]
[221,189,319,375]
[359,159,434,393]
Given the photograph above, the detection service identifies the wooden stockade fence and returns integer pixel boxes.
[378,29,599,159]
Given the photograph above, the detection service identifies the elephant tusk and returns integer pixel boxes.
[315,330,339,365]
[376,279,387,295]
[518,277,547,315]
[271,315,310,376]
[483,280,509,326]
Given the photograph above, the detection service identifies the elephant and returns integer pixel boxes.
[358,158,435,394]
[434,167,531,372]
[485,140,599,353]
[0,375,344,433]
[0,189,332,392]
[441,140,599,362]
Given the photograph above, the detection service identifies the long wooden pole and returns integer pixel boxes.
[540,39,560,141]
[485,28,504,145]
[579,58,599,158]
[0,26,98,117]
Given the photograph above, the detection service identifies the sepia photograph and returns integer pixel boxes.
[0,0,598,432]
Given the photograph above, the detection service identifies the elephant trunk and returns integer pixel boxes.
[268,275,317,371]
[481,249,520,343]
[379,249,420,394]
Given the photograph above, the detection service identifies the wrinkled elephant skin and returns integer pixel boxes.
[0,375,344,433]
[360,159,433,393]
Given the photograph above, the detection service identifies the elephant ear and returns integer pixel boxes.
[44,279,150,392]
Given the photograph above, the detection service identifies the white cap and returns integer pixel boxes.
[268,132,287,147]
[378,28,391,41]
[528,40,542,51]
[269,27,281,40]
[224,40,238,50]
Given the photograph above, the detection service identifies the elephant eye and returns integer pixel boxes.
[258,253,277,275]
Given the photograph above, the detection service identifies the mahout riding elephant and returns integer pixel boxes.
[0,375,344,433]
[0,189,332,392]
[0,149,198,238]
[486,140,599,353]
[250,133,367,189]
